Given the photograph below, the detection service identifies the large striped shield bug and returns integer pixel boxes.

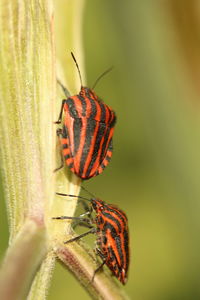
[55,53,116,180]
[53,188,129,284]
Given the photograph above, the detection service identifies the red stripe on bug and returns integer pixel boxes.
[61,138,68,145]
[107,150,112,157]
[84,95,92,118]
[65,157,74,165]
[63,148,70,156]
[82,122,100,178]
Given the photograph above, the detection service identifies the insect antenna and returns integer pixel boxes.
[71,52,83,87]
[56,192,91,202]
[92,66,113,90]
[81,186,96,198]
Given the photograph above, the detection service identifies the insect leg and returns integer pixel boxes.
[78,199,93,220]
[64,227,96,244]
[52,216,91,224]
[91,249,107,282]
[55,99,66,124]
[55,192,93,228]
[54,128,64,172]
[72,209,93,229]
[73,222,93,230]
[52,212,93,229]
[55,192,92,217]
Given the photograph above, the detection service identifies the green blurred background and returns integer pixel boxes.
[2,0,200,299]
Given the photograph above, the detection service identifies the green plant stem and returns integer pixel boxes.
[55,240,130,300]
[0,220,47,300]
[27,251,56,300]
[0,0,55,298]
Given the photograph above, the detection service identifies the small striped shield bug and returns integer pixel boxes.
[55,53,116,180]
[53,188,129,285]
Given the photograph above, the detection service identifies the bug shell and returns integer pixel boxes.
[91,198,129,285]
[61,86,116,179]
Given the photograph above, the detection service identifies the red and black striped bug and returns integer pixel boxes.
[55,53,116,180]
[53,189,129,284]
